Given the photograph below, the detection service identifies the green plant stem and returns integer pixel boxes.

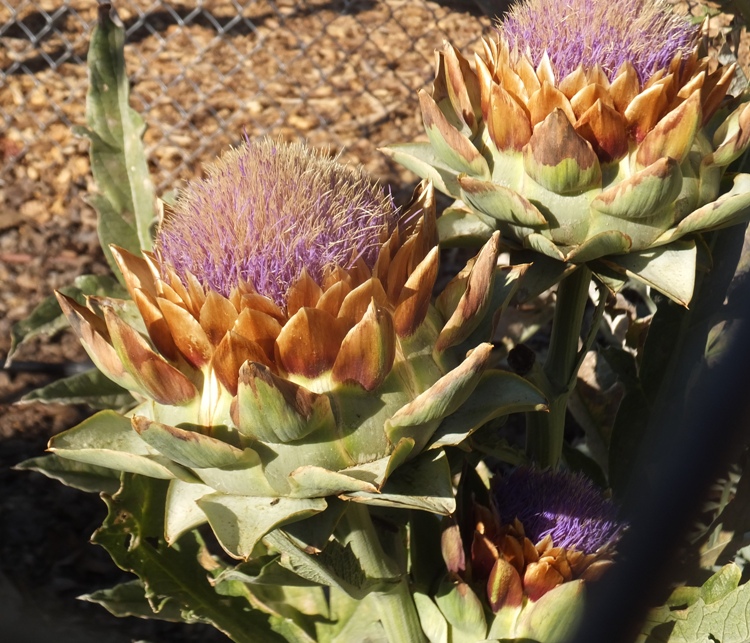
[338,503,426,643]
[527,265,593,468]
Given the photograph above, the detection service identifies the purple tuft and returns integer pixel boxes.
[501,0,698,83]
[493,467,625,554]
[155,139,400,309]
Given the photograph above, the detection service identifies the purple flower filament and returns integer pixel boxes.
[501,0,698,84]
[155,139,400,310]
[493,467,625,554]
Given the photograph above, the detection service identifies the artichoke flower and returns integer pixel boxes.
[454,468,623,642]
[384,0,750,304]
[412,468,624,642]
[48,139,544,559]
[479,467,623,608]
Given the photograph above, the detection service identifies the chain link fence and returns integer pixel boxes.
[1,0,494,209]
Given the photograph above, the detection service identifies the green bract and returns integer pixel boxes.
[384,39,750,305]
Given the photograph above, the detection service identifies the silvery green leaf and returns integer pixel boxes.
[76,4,156,253]
[49,410,194,481]
[93,474,285,643]
[14,454,120,494]
[21,368,134,410]
[80,579,187,622]
[639,565,750,642]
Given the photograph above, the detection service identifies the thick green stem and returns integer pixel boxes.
[338,503,426,643]
[527,265,593,468]
[526,393,569,469]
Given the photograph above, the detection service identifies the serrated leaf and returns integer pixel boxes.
[6,292,70,366]
[93,473,285,643]
[701,563,742,604]
[263,529,376,600]
[14,454,121,494]
[80,579,187,622]
[213,562,328,642]
[197,494,327,560]
[216,557,320,588]
[640,565,750,643]
[21,367,134,410]
[80,4,156,253]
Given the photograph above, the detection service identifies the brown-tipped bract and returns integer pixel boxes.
[384,37,750,306]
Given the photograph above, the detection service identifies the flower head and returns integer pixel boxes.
[492,467,624,554]
[156,138,400,308]
[467,468,626,610]
[385,0,750,306]
[53,138,533,559]
[502,0,698,83]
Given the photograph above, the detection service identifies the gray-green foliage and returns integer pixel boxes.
[73,3,157,263]
[640,564,750,642]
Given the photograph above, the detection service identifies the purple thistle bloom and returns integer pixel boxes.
[155,139,401,308]
[501,0,698,83]
[493,467,625,554]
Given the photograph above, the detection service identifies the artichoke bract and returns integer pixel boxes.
[483,468,625,640]
[483,468,624,607]
[49,139,544,558]
[425,468,625,642]
[384,0,750,305]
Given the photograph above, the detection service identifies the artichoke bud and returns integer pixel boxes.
[51,139,516,556]
[486,468,624,606]
[438,467,626,640]
[385,0,750,305]
[428,468,618,641]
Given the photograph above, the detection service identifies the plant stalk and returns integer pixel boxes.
[338,503,426,643]
[526,265,593,468]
